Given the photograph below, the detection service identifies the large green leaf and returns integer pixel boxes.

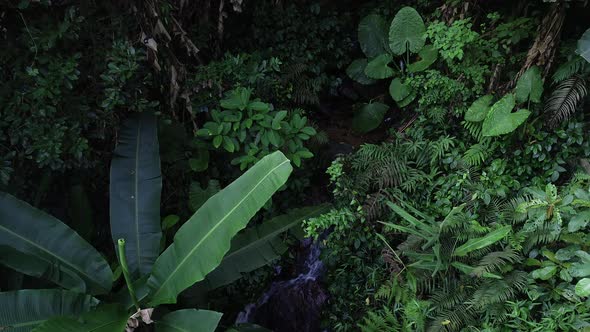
[465,95,493,122]
[576,278,590,297]
[31,304,129,332]
[352,102,389,133]
[515,66,543,103]
[146,151,292,306]
[531,265,558,280]
[155,309,222,332]
[364,54,394,79]
[346,59,376,85]
[0,193,112,294]
[453,226,512,257]
[389,77,411,102]
[388,6,426,55]
[0,289,98,332]
[577,28,590,63]
[358,14,389,58]
[407,45,438,73]
[201,204,330,290]
[110,112,162,278]
[482,94,530,137]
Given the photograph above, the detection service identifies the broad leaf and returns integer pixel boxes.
[577,28,590,63]
[465,95,493,122]
[220,87,251,111]
[515,66,543,103]
[155,309,222,332]
[358,14,389,58]
[364,54,394,79]
[569,210,590,232]
[147,151,292,306]
[0,193,112,294]
[352,102,389,133]
[407,45,438,72]
[531,265,558,280]
[0,289,98,332]
[31,304,129,332]
[482,94,530,137]
[110,112,162,278]
[201,204,330,290]
[576,278,590,297]
[453,226,511,257]
[388,6,426,55]
[389,77,411,102]
[346,59,376,85]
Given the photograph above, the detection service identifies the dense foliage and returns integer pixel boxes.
[1,0,590,331]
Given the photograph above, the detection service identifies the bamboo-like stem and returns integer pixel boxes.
[117,238,140,311]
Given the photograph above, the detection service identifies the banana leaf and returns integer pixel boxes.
[147,151,292,306]
[453,226,512,257]
[31,304,129,332]
[199,204,330,291]
[0,192,112,294]
[110,112,162,278]
[0,289,98,332]
[155,309,222,332]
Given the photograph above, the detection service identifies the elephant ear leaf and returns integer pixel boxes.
[389,6,426,55]
[358,14,389,58]
[515,66,543,103]
[364,54,394,79]
[352,102,389,133]
[0,193,112,294]
[0,289,98,332]
[155,309,222,332]
[31,304,129,332]
[453,226,512,257]
[577,28,590,63]
[110,112,162,278]
[482,94,530,137]
[407,45,438,73]
[465,95,493,122]
[146,151,292,306]
[346,59,376,85]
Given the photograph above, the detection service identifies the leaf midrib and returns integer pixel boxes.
[0,224,100,289]
[150,159,290,300]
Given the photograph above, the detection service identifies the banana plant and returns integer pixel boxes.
[346,6,437,133]
[0,112,294,332]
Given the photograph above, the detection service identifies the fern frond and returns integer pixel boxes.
[552,56,587,83]
[471,247,522,277]
[545,76,587,128]
[462,120,483,141]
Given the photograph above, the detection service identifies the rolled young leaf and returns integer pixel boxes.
[0,192,112,294]
[110,112,162,278]
[0,289,98,332]
[146,151,292,306]
[155,309,222,332]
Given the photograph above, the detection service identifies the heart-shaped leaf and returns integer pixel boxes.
[364,54,394,79]
[352,102,389,133]
[515,66,543,103]
[465,95,493,122]
[482,94,530,137]
[388,6,426,55]
[389,77,411,101]
[346,59,376,85]
[358,14,389,58]
[407,45,438,73]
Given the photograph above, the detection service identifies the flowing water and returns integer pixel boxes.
[235,237,328,331]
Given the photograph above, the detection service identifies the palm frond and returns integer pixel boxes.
[545,76,587,128]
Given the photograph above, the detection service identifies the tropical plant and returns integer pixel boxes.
[0,112,294,331]
[196,87,316,169]
[347,7,437,132]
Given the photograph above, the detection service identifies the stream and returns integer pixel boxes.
[235,236,328,332]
